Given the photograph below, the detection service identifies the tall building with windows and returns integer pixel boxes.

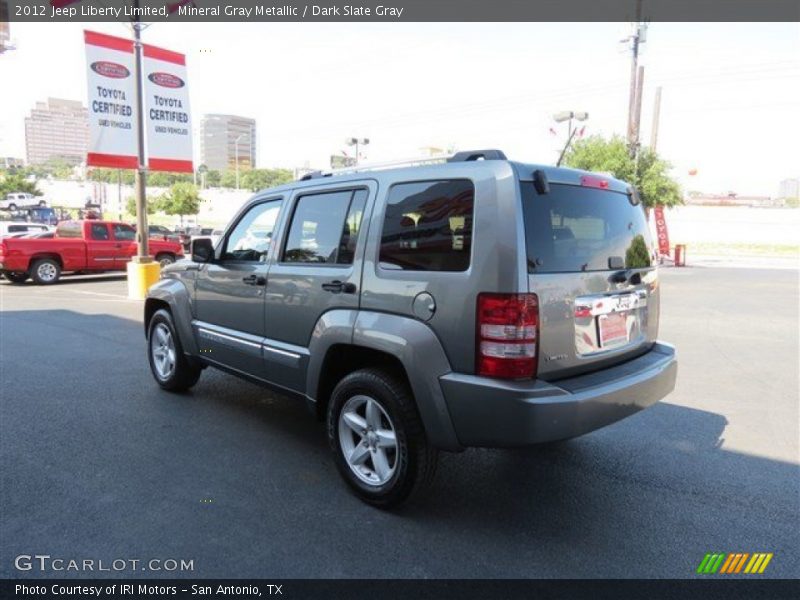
[199,114,256,172]
[24,98,89,165]
[778,178,799,200]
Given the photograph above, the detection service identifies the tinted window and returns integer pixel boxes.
[112,224,135,241]
[223,200,281,262]
[283,190,359,265]
[91,223,110,240]
[8,225,28,233]
[522,183,655,273]
[379,180,474,272]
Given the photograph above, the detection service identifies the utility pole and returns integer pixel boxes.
[131,0,149,261]
[650,86,662,151]
[632,65,645,149]
[625,0,646,157]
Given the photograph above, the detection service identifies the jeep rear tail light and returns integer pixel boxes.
[476,293,539,379]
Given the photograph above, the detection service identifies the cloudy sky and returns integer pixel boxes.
[0,21,798,195]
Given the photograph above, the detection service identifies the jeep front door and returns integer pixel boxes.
[193,198,283,379]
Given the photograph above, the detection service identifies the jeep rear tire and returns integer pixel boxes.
[327,368,438,508]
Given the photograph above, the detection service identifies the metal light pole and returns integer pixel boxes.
[553,111,588,166]
[234,133,249,190]
[131,0,149,261]
[346,137,369,165]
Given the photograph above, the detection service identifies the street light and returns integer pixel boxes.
[234,133,250,190]
[553,110,588,138]
[553,111,588,166]
[345,137,370,166]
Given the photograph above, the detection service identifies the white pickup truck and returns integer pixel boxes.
[1,193,47,211]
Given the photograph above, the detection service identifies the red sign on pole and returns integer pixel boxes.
[653,205,670,256]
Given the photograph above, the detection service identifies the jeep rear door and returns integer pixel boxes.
[262,182,374,393]
[522,178,660,380]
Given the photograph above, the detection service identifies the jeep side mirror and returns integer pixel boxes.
[191,238,214,263]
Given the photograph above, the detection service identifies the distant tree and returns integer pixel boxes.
[125,195,157,217]
[240,168,294,192]
[156,182,204,224]
[0,173,42,197]
[42,159,75,180]
[147,171,194,187]
[205,170,221,187]
[88,168,135,185]
[563,135,683,208]
[219,170,237,189]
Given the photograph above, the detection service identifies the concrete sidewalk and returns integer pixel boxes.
[663,254,799,270]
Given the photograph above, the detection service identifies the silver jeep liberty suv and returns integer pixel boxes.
[145,149,677,507]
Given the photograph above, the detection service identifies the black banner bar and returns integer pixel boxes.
[3,579,800,600]
[5,0,800,22]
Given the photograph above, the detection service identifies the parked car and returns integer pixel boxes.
[190,227,223,248]
[0,222,51,239]
[172,226,193,251]
[1,193,47,211]
[23,231,56,239]
[9,206,59,226]
[0,219,184,284]
[144,150,677,507]
[146,224,182,244]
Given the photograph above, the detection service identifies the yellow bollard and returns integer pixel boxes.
[126,260,161,300]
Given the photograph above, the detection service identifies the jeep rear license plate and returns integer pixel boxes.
[599,312,628,348]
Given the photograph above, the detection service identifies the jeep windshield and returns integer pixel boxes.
[521,182,655,273]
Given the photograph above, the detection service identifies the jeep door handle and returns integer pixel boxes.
[242,274,266,286]
[321,280,356,294]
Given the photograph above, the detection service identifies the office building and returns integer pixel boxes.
[778,178,799,200]
[199,114,256,172]
[25,98,89,166]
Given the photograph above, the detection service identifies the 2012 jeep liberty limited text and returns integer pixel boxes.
[144,150,677,507]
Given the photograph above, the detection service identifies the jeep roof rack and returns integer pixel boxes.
[299,148,508,181]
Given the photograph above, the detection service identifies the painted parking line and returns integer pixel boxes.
[69,289,133,300]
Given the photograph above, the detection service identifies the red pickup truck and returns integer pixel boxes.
[0,220,184,284]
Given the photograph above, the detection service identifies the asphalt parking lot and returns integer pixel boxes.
[1,266,798,579]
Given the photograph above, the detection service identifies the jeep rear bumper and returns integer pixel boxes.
[440,342,677,447]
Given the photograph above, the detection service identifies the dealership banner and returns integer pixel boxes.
[653,205,671,256]
[84,30,138,169]
[143,43,194,173]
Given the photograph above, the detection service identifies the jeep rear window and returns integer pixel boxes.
[522,182,655,273]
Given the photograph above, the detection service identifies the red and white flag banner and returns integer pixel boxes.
[84,29,193,173]
[143,43,194,173]
[653,205,671,256]
[84,30,138,169]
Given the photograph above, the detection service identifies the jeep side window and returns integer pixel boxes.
[379,179,474,272]
[283,190,363,265]
[222,200,281,262]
